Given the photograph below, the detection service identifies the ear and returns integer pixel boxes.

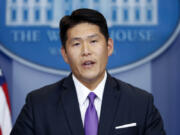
[61,47,69,64]
[107,38,114,56]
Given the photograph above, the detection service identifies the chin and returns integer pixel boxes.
[84,72,103,82]
[80,71,97,79]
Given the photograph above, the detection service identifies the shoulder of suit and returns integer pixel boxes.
[111,76,153,100]
[26,75,153,104]
[26,76,68,102]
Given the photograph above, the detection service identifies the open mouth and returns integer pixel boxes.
[82,60,96,67]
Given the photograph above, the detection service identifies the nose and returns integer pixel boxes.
[81,43,91,56]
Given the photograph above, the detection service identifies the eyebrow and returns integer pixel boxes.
[87,34,99,39]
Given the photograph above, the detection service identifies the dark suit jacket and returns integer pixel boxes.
[10,74,166,135]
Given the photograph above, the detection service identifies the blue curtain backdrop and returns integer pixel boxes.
[152,33,180,135]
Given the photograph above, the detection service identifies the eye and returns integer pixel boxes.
[90,40,98,44]
[73,42,80,46]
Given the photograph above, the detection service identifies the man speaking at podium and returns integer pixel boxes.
[11,8,166,135]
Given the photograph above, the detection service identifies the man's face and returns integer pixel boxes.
[61,23,113,88]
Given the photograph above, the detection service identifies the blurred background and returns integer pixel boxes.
[0,0,180,134]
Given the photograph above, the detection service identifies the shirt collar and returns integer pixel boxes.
[72,72,107,107]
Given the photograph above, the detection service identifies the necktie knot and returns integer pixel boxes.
[88,92,96,104]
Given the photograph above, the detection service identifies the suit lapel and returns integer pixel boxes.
[98,74,121,135]
[61,74,84,135]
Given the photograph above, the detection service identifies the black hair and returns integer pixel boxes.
[59,8,109,48]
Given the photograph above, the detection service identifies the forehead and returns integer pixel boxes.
[67,23,102,39]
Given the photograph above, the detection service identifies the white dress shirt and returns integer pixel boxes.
[72,72,107,126]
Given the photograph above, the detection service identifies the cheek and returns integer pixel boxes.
[100,47,108,57]
[68,53,80,66]
[97,49,108,64]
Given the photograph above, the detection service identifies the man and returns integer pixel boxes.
[10,8,166,135]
